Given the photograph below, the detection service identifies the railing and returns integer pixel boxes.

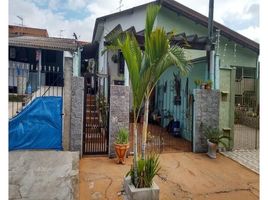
[235,77,258,109]
[9,61,64,119]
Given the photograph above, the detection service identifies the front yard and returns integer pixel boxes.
[80,152,259,200]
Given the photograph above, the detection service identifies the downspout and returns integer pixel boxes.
[215,29,220,90]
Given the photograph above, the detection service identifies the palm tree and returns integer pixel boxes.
[105,4,190,186]
[140,5,190,159]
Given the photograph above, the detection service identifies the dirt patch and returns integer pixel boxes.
[80,153,259,200]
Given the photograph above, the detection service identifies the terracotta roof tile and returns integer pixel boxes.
[9,36,89,51]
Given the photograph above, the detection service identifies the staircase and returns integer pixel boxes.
[85,95,100,140]
[83,94,108,154]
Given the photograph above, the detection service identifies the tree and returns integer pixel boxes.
[105,4,190,186]
[140,5,190,159]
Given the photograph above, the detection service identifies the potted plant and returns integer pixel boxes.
[194,79,202,88]
[205,80,212,90]
[111,53,119,63]
[200,81,206,89]
[124,153,161,200]
[114,128,129,164]
[203,125,231,159]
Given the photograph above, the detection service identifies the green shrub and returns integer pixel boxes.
[115,128,129,144]
[203,124,231,148]
[126,153,161,188]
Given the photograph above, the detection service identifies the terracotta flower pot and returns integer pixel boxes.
[207,139,217,159]
[114,143,129,164]
[205,84,211,90]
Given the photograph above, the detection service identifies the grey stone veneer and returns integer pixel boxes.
[63,57,73,150]
[193,89,220,153]
[70,76,84,155]
[108,85,130,158]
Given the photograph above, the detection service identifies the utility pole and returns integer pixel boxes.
[207,0,215,88]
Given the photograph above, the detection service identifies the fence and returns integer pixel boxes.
[233,108,259,150]
[129,123,192,155]
[9,61,64,119]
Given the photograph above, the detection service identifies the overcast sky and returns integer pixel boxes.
[9,0,259,42]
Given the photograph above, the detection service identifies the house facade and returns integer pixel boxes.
[91,0,259,152]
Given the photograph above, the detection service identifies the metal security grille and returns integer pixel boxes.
[8,61,64,119]
[83,73,109,155]
[234,109,259,150]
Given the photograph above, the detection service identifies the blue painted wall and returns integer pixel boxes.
[155,60,207,141]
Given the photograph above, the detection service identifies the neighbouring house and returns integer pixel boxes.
[8,31,93,152]
[9,25,49,37]
[8,35,88,94]
[88,0,259,155]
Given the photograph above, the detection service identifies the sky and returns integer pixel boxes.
[9,0,259,42]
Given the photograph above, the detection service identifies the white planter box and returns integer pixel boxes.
[124,176,159,200]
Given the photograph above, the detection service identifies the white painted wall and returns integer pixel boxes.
[97,6,147,77]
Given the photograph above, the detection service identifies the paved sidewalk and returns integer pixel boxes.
[80,153,259,200]
[221,149,259,174]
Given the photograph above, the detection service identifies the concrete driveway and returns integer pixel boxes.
[80,152,259,200]
[9,151,79,200]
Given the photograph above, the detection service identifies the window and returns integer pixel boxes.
[243,68,255,79]
[235,67,242,80]
[9,47,16,59]
[118,51,124,74]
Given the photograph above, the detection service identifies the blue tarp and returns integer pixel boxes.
[9,96,63,151]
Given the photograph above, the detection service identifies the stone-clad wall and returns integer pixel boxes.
[109,85,130,158]
[63,56,73,150]
[70,76,84,155]
[193,89,220,152]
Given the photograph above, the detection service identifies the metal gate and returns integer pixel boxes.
[233,108,259,150]
[83,73,109,155]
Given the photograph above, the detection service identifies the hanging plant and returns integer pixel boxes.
[111,53,118,63]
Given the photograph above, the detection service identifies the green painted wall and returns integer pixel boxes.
[154,6,258,145]
[155,60,207,141]
[218,37,258,68]
[157,7,207,36]
[219,67,235,149]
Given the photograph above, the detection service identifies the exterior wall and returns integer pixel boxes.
[219,67,236,149]
[97,6,147,76]
[193,89,220,152]
[155,60,207,141]
[157,7,258,69]
[107,51,124,84]
[218,37,258,68]
[70,77,84,155]
[157,7,207,36]
[95,4,258,151]
[157,6,258,147]
[108,85,130,158]
[63,53,73,150]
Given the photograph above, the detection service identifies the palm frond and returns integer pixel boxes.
[145,4,161,39]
